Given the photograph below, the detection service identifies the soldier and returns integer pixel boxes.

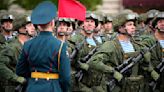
[101,15,117,42]
[68,11,105,92]
[0,15,34,92]
[141,11,164,92]
[153,11,164,92]
[24,16,37,38]
[136,13,148,35]
[94,14,105,44]
[143,9,159,35]
[86,13,159,92]
[16,1,71,92]
[0,12,15,44]
[56,18,71,41]
[67,18,76,37]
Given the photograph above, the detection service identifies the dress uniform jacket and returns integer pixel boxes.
[16,31,71,92]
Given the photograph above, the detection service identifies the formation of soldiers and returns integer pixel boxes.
[0,2,164,92]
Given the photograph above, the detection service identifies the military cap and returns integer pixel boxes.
[147,9,159,19]
[126,13,136,20]
[14,15,32,31]
[56,18,71,26]
[138,13,148,22]
[86,11,97,19]
[31,1,57,24]
[26,16,31,23]
[0,12,14,24]
[14,17,25,31]
[1,14,14,20]
[86,11,99,27]
[157,12,164,18]
[152,12,164,28]
[104,16,113,23]
[58,18,70,22]
[113,13,136,31]
[69,18,75,22]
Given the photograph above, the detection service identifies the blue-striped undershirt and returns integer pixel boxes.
[119,40,135,53]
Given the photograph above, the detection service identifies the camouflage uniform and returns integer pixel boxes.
[68,12,105,92]
[87,13,159,92]
[141,12,164,92]
[143,9,159,35]
[0,12,15,51]
[0,37,26,92]
[101,16,117,42]
[0,15,31,92]
[88,37,150,92]
[69,31,105,92]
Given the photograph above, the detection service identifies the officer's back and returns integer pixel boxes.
[16,1,71,92]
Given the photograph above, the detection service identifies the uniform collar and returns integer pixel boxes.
[39,31,53,36]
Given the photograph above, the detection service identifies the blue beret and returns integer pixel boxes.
[31,1,57,24]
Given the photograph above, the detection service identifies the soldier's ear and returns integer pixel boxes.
[50,19,55,27]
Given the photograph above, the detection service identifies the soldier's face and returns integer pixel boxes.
[124,21,136,36]
[2,20,13,30]
[67,25,73,33]
[57,22,68,33]
[95,23,102,32]
[83,19,96,31]
[19,26,26,34]
[25,23,36,36]
[157,19,164,30]
[104,22,113,31]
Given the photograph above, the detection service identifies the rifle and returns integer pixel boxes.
[149,58,164,91]
[15,80,27,92]
[107,42,157,92]
[75,47,98,82]
[15,84,23,92]
[69,37,86,62]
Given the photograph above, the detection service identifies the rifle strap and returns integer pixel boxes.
[58,41,64,71]
[112,40,124,65]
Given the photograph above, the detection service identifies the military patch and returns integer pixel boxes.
[162,49,164,52]
[88,45,92,48]
[124,54,129,60]
[66,50,69,57]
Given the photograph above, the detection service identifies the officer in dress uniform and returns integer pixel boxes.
[16,1,71,92]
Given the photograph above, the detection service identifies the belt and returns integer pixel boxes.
[31,72,59,80]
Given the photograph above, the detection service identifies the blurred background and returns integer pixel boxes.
[0,0,164,15]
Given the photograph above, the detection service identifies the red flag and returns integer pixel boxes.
[58,0,86,21]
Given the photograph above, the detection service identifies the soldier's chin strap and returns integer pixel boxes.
[84,30,94,34]
[120,28,132,37]
[119,29,129,36]
[2,27,12,32]
[157,27,164,32]
[28,34,33,37]
[18,31,28,36]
